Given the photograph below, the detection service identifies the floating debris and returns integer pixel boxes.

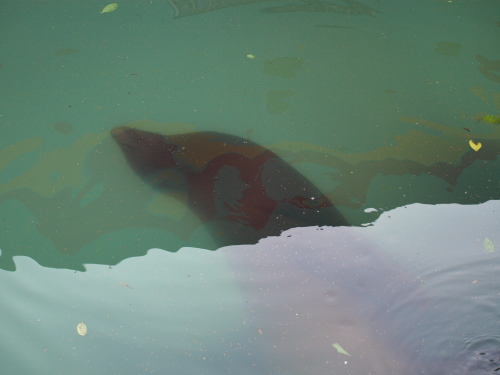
[76,322,88,336]
[469,140,482,151]
[469,139,483,151]
[481,115,500,124]
[484,238,495,253]
[332,342,351,356]
[100,3,118,13]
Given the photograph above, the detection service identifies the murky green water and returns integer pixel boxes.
[1,0,499,374]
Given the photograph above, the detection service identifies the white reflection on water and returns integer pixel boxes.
[224,201,500,374]
[1,201,499,374]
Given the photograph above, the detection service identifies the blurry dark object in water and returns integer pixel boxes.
[111,126,347,247]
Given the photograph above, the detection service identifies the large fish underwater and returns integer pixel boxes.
[110,126,347,246]
[111,126,500,374]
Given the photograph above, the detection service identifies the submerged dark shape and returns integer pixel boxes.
[111,126,347,246]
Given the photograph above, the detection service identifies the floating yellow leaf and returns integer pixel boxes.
[481,115,500,124]
[247,54,255,59]
[332,342,351,356]
[469,140,482,151]
[100,3,118,13]
[76,322,88,336]
[484,238,495,253]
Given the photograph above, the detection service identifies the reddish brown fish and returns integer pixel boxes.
[111,127,346,246]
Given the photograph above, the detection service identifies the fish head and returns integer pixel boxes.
[111,126,183,189]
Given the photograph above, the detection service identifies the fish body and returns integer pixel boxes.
[111,127,346,246]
